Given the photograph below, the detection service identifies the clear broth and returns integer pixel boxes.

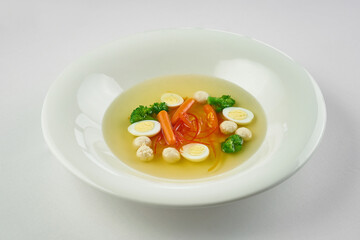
[102,75,267,179]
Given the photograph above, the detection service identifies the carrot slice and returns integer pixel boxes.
[203,104,218,129]
[173,120,183,132]
[197,126,218,139]
[180,113,196,131]
[157,110,176,145]
[174,131,185,144]
[171,98,195,124]
[187,113,200,140]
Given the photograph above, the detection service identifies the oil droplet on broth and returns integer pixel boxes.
[102,75,267,180]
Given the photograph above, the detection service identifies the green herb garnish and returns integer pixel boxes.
[150,102,168,114]
[129,102,168,123]
[207,95,235,112]
[129,105,154,123]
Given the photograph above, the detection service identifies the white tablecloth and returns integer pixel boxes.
[1,1,359,239]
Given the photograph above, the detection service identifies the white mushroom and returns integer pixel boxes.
[220,121,237,135]
[133,136,152,148]
[235,127,252,141]
[193,91,209,104]
[136,144,154,161]
[162,147,181,163]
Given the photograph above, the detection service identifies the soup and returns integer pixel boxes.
[102,75,267,179]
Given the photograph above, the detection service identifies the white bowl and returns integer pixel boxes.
[42,28,326,207]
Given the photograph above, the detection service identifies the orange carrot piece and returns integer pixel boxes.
[171,98,195,124]
[180,113,196,131]
[157,110,176,145]
[203,104,218,129]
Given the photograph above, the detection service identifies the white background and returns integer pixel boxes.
[1,0,360,239]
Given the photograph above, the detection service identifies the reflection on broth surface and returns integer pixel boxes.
[102,75,267,179]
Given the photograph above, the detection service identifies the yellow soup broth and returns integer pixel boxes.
[102,75,267,179]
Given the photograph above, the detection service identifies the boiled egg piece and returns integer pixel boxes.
[180,143,209,162]
[222,107,254,125]
[161,93,184,107]
[128,120,161,137]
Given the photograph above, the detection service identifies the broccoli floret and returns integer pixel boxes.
[221,134,243,153]
[151,102,168,114]
[207,95,235,112]
[130,105,154,123]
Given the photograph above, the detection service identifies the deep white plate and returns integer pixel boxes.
[42,28,326,207]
